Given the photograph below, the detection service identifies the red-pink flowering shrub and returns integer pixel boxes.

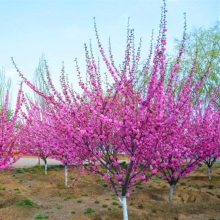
[18,68,83,184]
[19,99,54,175]
[143,31,219,202]
[196,102,220,180]
[0,86,22,169]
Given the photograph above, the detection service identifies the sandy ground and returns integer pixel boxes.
[0,162,219,220]
[12,157,128,168]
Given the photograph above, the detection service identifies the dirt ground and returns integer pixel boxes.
[0,163,219,220]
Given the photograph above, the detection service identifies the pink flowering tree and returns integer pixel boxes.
[146,50,218,202]
[18,66,82,185]
[149,103,205,202]
[0,86,22,169]
[203,111,220,180]
[47,108,82,187]
[148,54,219,202]
[19,100,54,175]
[197,102,220,180]
[138,5,219,202]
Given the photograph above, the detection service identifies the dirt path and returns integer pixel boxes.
[12,157,62,168]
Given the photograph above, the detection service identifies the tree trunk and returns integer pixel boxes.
[208,167,212,181]
[38,157,41,166]
[119,196,128,220]
[64,164,68,187]
[44,159,48,175]
[169,184,175,202]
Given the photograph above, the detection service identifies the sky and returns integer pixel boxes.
[0,0,219,104]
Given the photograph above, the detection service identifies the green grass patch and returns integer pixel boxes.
[208,185,214,189]
[34,214,49,219]
[56,205,63,209]
[64,196,72,201]
[0,185,6,191]
[51,165,63,171]
[112,201,119,206]
[16,199,34,207]
[14,188,21,194]
[84,208,95,214]
[14,168,25,174]
[112,207,120,213]
[96,179,104,184]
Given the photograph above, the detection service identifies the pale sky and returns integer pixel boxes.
[0,0,219,104]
